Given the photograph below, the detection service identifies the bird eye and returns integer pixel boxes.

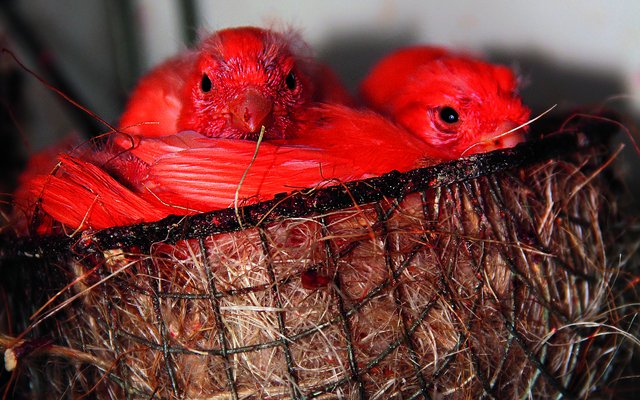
[201,73,212,92]
[439,106,459,124]
[285,71,296,90]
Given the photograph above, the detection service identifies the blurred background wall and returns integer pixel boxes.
[0,0,637,194]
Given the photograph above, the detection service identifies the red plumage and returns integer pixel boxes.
[118,26,352,142]
[14,44,534,232]
[360,46,531,158]
[17,105,433,230]
[22,154,172,231]
[132,105,435,212]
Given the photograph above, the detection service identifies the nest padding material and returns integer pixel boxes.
[1,127,638,399]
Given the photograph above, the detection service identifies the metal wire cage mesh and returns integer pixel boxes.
[1,121,638,399]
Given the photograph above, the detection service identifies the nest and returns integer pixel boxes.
[1,121,638,399]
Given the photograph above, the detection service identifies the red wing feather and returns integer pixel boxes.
[32,155,171,230]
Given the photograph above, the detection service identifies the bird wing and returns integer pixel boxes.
[31,154,171,230]
[142,140,344,212]
[140,105,435,213]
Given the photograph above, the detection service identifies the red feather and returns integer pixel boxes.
[125,105,436,213]
[25,154,172,230]
[16,105,433,231]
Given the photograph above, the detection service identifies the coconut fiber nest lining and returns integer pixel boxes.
[1,119,638,399]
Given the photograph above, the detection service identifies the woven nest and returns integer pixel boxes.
[1,120,638,399]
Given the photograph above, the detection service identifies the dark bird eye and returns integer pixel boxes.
[201,73,212,92]
[439,106,459,124]
[285,71,296,90]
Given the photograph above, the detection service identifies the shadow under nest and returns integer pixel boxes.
[0,117,638,399]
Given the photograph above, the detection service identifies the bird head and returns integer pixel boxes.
[178,27,315,140]
[374,54,531,159]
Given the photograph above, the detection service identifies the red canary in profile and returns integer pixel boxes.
[118,26,351,142]
[359,46,531,158]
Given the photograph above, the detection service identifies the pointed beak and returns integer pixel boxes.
[229,88,273,134]
[476,120,527,153]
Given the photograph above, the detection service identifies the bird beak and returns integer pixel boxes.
[476,120,527,153]
[229,88,273,134]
